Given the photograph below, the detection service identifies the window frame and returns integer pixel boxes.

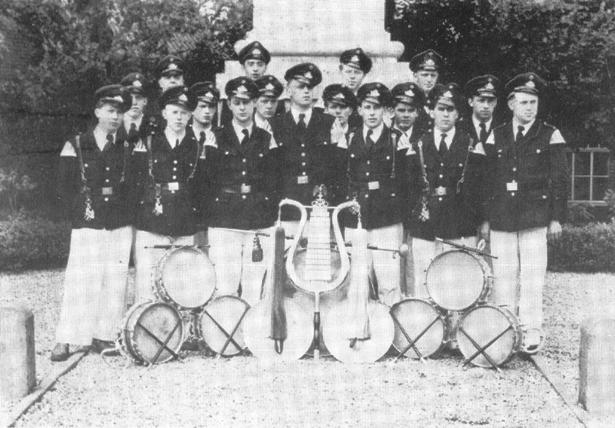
[568,147,610,206]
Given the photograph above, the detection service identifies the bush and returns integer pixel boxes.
[0,211,70,271]
[548,220,615,272]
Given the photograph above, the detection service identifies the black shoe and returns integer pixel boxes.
[91,338,116,354]
[50,343,70,362]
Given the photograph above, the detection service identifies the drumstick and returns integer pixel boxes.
[435,237,498,259]
[145,245,210,249]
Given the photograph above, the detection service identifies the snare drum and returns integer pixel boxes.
[425,250,491,312]
[456,304,520,368]
[197,296,250,356]
[119,301,184,365]
[390,298,447,359]
[155,246,216,310]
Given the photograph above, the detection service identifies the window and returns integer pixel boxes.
[568,147,611,204]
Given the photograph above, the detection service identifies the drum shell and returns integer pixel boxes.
[390,298,447,359]
[197,295,250,357]
[154,246,216,311]
[121,301,184,365]
[425,250,492,312]
[456,304,520,368]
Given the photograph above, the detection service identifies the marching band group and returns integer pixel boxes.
[50,43,568,363]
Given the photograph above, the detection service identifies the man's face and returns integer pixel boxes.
[162,104,190,133]
[127,93,148,118]
[339,64,365,92]
[158,73,184,92]
[229,96,255,124]
[358,101,384,129]
[325,102,353,126]
[95,103,123,133]
[255,96,279,119]
[414,70,439,94]
[192,101,216,127]
[508,92,538,125]
[287,80,313,108]
[393,103,419,131]
[469,95,497,122]
[430,101,458,132]
[243,59,267,80]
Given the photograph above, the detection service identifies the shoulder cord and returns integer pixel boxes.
[189,133,206,181]
[456,137,475,194]
[389,129,398,179]
[73,134,88,191]
[417,140,429,192]
[120,138,130,183]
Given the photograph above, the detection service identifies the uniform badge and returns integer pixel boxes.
[179,94,188,102]
[526,80,536,89]
[425,58,435,67]
[133,80,143,88]
[168,63,178,70]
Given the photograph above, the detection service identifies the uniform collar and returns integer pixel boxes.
[512,118,535,137]
[124,114,143,132]
[363,122,384,142]
[433,126,456,149]
[290,106,312,126]
[191,121,213,137]
[394,124,413,138]
[254,113,270,131]
[164,129,186,149]
[472,116,492,135]
[232,119,253,141]
[93,127,117,151]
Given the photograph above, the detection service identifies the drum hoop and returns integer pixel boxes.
[127,301,184,365]
[154,245,216,311]
[390,298,447,358]
[196,295,250,353]
[425,250,493,311]
[118,301,154,364]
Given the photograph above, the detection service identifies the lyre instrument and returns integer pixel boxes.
[282,186,355,360]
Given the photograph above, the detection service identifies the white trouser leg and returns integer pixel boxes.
[518,227,547,330]
[208,228,243,298]
[490,230,520,312]
[403,231,414,297]
[55,228,104,346]
[411,238,437,298]
[94,226,133,341]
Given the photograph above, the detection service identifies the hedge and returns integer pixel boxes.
[548,221,615,273]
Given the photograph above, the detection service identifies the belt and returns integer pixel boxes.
[351,179,394,192]
[296,175,310,185]
[160,182,185,191]
[221,183,254,194]
[101,186,113,196]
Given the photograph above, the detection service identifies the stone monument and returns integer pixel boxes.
[216,0,409,99]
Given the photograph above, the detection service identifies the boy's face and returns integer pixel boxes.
[414,70,438,94]
[255,95,279,119]
[358,100,384,129]
[508,92,538,125]
[95,103,123,133]
[325,102,353,126]
[229,96,255,124]
[339,64,365,92]
[192,100,217,127]
[430,101,458,132]
[393,103,419,131]
[127,93,148,117]
[287,80,313,108]
[243,59,267,81]
[469,95,497,122]
[162,104,191,133]
[158,73,184,92]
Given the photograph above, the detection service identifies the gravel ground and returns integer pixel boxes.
[1,269,614,427]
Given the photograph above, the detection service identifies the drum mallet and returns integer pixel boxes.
[344,242,409,257]
[435,238,497,259]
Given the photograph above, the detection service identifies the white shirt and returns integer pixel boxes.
[512,118,535,139]
[472,116,492,139]
[290,106,312,126]
[232,120,252,143]
[164,129,186,149]
[394,125,413,150]
[433,126,456,150]
[363,123,384,144]
[93,127,117,152]
[124,115,143,133]
[254,114,271,133]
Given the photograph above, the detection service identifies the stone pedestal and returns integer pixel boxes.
[216,0,410,100]
[0,306,36,402]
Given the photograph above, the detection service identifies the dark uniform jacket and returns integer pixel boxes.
[203,124,279,230]
[484,120,568,232]
[270,109,346,219]
[405,127,486,241]
[461,117,500,146]
[344,126,407,229]
[57,130,133,230]
[131,132,200,236]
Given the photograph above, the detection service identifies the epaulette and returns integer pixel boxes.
[542,121,556,130]
[493,122,508,131]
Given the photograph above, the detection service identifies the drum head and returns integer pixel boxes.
[198,296,249,356]
[128,302,183,365]
[390,299,446,359]
[426,250,488,311]
[157,246,216,310]
[244,298,313,362]
[323,301,394,364]
[457,305,519,368]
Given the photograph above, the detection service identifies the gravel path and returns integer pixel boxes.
[2,270,614,427]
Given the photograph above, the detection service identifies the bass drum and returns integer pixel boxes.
[425,250,491,312]
[120,301,184,365]
[322,301,394,364]
[197,296,250,356]
[390,298,447,359]
[244,297,313,362]
[456,304,520,368]
[155,246,216,310]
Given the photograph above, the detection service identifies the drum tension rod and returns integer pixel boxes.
[136,320,182,364]
[435,238,498,259]
[393,314,442,362]
[459,326,512,372]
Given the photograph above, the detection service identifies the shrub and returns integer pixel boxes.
[0,211,70,271]
[548,220,615,272]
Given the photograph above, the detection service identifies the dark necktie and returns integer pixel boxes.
[104,133,113,151]
[199,131,206,144]
[127,123,138,144]
[298,113,307,132]
[241,129,249,145]
[479,122,488,143]
[366,129,374,149]
[516,125,525,143]
[174,138,179,149]
[438,133,448,157]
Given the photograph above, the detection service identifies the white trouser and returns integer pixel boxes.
[411,236,477,298]
[134,230,194,304]
[344,223,404,307]
[490,227,547,330]
[55,226,133,345]
[208,227,272,306]
[403,232,414,297]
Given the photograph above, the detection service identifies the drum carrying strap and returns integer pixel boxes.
[72,134,95,221]
[413,140,430,222]
[145,135,163,215]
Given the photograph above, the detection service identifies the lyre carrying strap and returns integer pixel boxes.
[120,139,130,183]
[389,130,398,179]
[416,140,429,191]
[145,134,155,182]
[72,134,88,190]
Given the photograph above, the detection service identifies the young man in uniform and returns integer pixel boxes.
[344,82,406,306]
[409,49,443,129]
[253,74,284,135]
[463,74,501,145]
[145,55,185,127]
[338,47,371,128]
[205,77,279,306]
[119,72,149,145]
[323,83,358,144]
[482,72,568,353]
[131,86,200,304]
[52,85,133,361]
